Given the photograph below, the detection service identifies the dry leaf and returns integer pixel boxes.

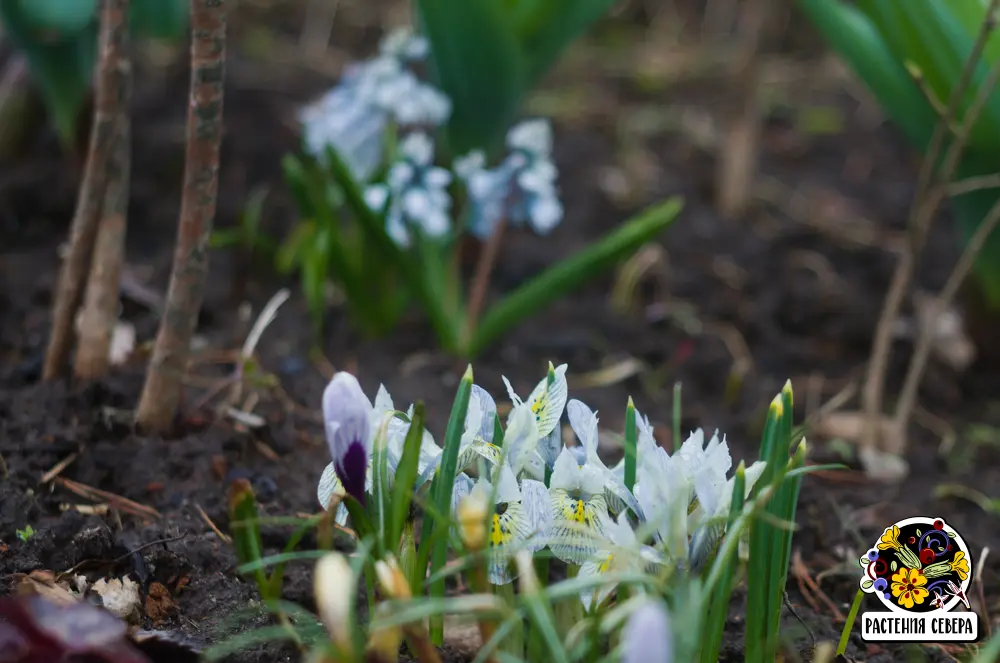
[14,570,81,606]
[91,577,142,623]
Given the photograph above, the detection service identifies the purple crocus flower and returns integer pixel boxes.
[323,372,374,505]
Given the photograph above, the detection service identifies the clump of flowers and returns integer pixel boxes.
[316,363,766,606]
[283,26,682,353]
[297,27,564,246]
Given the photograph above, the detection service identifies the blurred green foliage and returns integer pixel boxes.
[415,0,615,157]
[798,0,1000,309]
[0,0,189,148]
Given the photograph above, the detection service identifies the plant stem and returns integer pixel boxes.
[42,0,129,380]
[715,0,768,219]
[136,0,227,432]
[893,189,1000,441]
[462,219,506,351]
[861,0,1000,455]
[75,2,133,380]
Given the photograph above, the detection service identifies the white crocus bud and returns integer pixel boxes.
[314,553,356,654]
[622,598,673,663]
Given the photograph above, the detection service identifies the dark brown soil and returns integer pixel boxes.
[2,3,999,662]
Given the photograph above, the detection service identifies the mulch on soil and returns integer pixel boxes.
[2,3,999,662]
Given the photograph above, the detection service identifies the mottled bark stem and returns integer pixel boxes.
[75,0,133,380]
[715,0,768,219]
[136,0,227,432]
[42,0,128,380]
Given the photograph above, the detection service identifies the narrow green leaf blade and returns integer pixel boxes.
[471,197,683,356]
[415,0,526,156]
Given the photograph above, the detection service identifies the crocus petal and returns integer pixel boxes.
[323,372,374,504]
[469,384,497,442]
[623,599,673,663]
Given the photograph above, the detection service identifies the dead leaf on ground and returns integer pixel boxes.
[91,577,142,623]
[14,570,83,606]
[143,582,177,626]
[812,412,910,482]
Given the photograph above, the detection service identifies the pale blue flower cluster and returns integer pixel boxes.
[298,26,566,248]
[297,27,452,183]
[454,119,564,239]
[363,133,453,247]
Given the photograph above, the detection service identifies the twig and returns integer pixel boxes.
[75,0,133,380]
[974,547,991,638]
[137,0,228,432]
[462,218,507,349]
[715,0,768,219]
[861,0,1000,455]
[892,187,1000,447]
[43,0,130,380]
[947,173,1000,197]
[54,477,162,519]
[194,503,232,543]
[40,453,79,484]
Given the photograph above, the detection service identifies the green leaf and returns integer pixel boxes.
[623,397,637,494]
[131,0,188,40]
[415,0,526,156]
[470,197,682,356]
[227,479,270,600]
[9,0,96,32]
[795,0,938,151]
[0,1,96,147]
[421,365,474,644]
[390,402,426,549]
[517,0,615,87]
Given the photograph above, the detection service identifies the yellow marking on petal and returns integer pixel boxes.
[560,498,589,524]
[598,554,614,574]
[490,513,515,548]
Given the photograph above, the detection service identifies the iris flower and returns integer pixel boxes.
[578,512,662,610]
[501,363,568,481]
[452,464,550,585]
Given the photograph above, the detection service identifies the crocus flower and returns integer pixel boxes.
[322,372,374,506]
[578,511,662,610]
[451,464,550,585]
[622,598,673,663]
[318,380,440,523]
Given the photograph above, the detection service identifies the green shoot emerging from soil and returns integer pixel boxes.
[211,364,841,662]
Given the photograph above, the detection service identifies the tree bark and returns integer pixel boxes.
[43,0,129,380]
[136,0,227,432]
[75,0,133,380]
